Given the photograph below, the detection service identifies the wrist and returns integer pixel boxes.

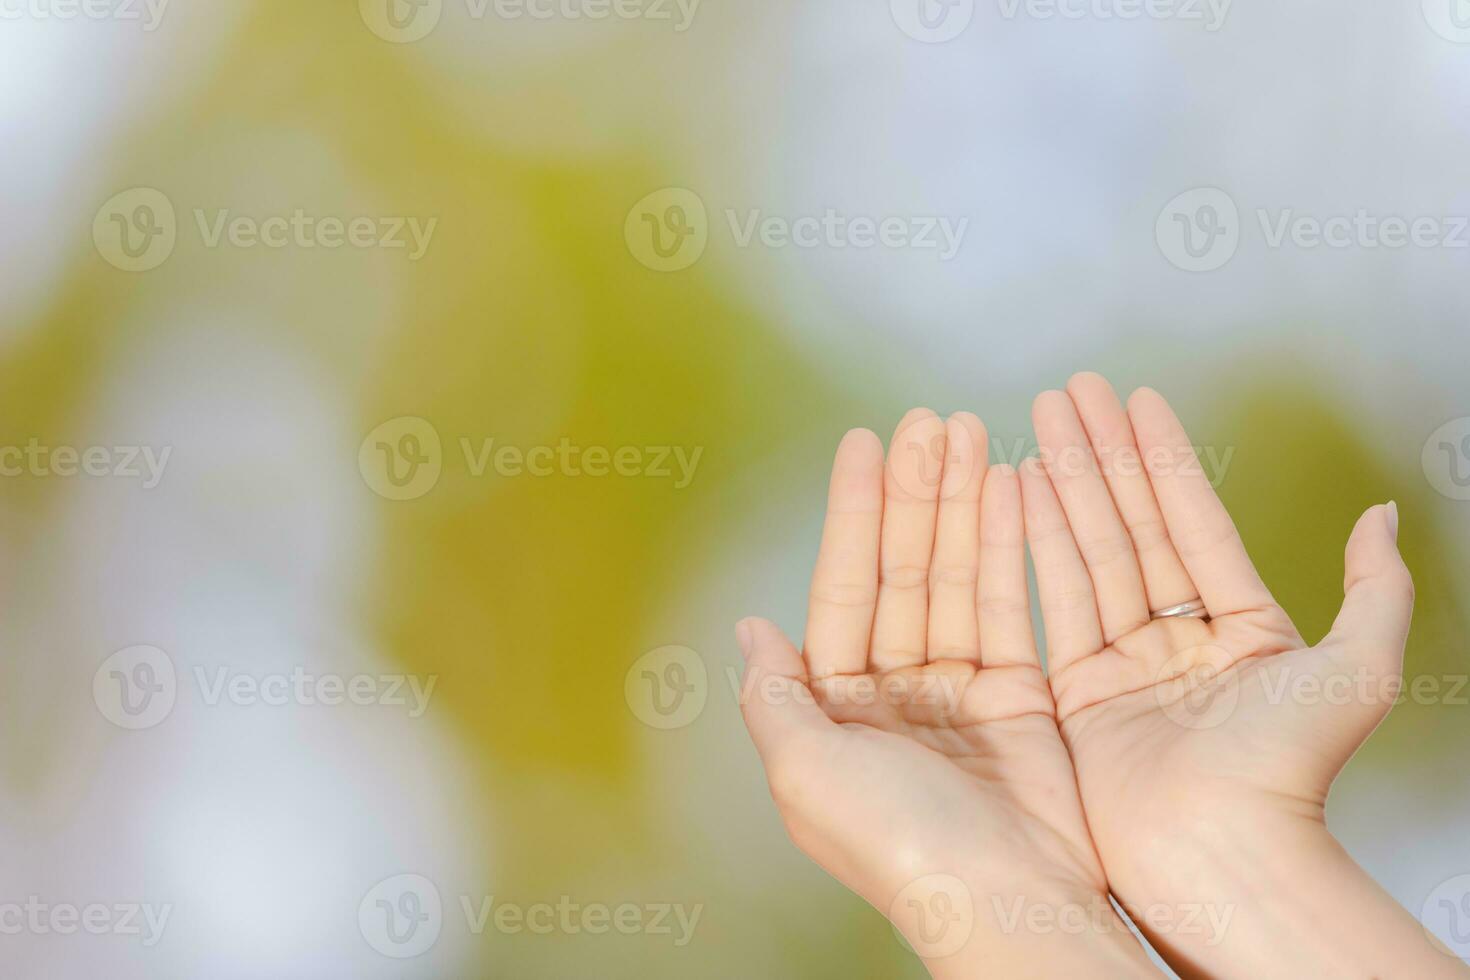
[1110,804,1466,978]
[891,874,1157,979]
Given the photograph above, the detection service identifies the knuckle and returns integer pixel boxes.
[978,595,1029,617]
[880,563,930,590]
[930,565,979,588]
[1050,588,1097,613]
[810,582,877,608]
[1126,518,1173,552]
[1076,533,1136,568]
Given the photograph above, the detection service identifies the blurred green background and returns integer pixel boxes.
[3,0,1469,976]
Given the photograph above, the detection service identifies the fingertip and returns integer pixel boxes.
[946,411,990,457]
[1067,371,1112,394]
[736,617,759,660]
[946,409,986,434]
[1067,372,1122,412]
[1124,387,1176,444]
[1126,386,1166,414]
[890,408,945,456]
[1341,503,1414,605]
[1032,388,1070,420]
[838,427,883,457]
[897,406,940,428]
[1345,503,1406,568]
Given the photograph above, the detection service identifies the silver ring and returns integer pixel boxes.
[1151,598,1208,620]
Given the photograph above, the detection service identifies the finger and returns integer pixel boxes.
[1065,372,1198,613]
[1020,458,1104,674]
[1033,389,1150,643]
[804,428,884,680]
[926,413,989,665]
[977,464,1041,668]
[870,409,946,671]
[737,617,834,764]
[1321,503,1412,672]
[1127,388,1278,619]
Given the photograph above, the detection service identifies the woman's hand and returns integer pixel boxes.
[1021,373,1465,978]
[738,409,1157,978]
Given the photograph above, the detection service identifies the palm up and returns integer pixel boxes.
[738,409,1109,918]
[1019,375,1413,913]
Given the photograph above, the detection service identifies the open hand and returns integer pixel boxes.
[738,409,1154,976]
[1020,373,1422,973]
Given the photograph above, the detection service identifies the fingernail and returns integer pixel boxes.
[1386,501,1399,543]
[736,618,757,660]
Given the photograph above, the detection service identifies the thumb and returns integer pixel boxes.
[1321,502,1414,673]
[735,617,832,763]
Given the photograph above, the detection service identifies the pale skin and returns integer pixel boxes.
[1022,373,1469,978]
[737,378,1470,977]
[736,409,1157,977]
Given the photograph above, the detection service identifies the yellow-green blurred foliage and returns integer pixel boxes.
[4,3,1467,976]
